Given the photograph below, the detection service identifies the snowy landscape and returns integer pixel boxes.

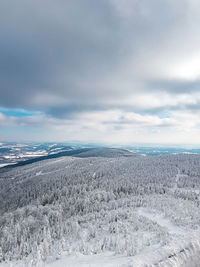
[1,147,200,266]
[0,143,80,168]
[2,0,200,266]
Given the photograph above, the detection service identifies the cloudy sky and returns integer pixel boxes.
[0,0,200,144]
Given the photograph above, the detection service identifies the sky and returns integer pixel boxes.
[0,0,200,145]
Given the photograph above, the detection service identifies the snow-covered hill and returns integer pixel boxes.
[1,149,200,266]
[0,142,77,167]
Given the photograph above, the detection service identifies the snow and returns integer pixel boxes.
[0,253,134,267]
[138,208,185,235]
[182,152,198,155]
[0,163,11,168]
[36,171,42,176]
[45,252,133,267]
[171,167,188,192]
[136,207,200,266]
[0,162,16,168]
[2,152,200,266]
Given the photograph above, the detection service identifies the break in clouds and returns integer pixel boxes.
[1,0,200,143]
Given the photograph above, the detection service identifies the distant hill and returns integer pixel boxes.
[72,147,136,158]
[0,147,136,171]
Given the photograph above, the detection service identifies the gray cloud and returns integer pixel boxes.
[1,1,199,111]
[0,0,123,110]
[1,0,200,143]
[149,79,200,93]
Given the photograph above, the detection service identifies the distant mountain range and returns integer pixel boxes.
[1,142,200,169]
[0,147,136,171]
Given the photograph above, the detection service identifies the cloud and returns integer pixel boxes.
[0,0,200,143]
[1,108,200,144]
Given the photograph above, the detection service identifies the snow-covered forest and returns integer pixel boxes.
[1,148,200,266]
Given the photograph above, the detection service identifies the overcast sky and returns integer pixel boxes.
[0,0,200,144]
